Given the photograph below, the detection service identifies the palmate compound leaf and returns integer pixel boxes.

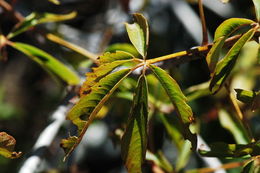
[61,51,138,160]
[0,132,21,159]
[9,42,80,85]
[121,75,148,173]
[125,13,149,59]
[206,18,254,73]
[149,64,197,151]
[209,28,256,93]
[7,11,76,39]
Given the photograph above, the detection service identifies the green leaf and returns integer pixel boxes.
[62,68,132,160]
[218,109,250,144]
[0,132,21,159]
[105,43,141,58]
[199,141,260,158]
[149,64,197,151]
[121,75,148,173]
[146,151,174,173]
[209,28,256,93]
[242,159,260,173]
[126,13,149,58]
[253,0,260,22]
[214,18,254,41]
[80,51,135,96]
[235,89,260,111]
[7,11,77,39]
[206,18,254,73]
[9,42,80,85]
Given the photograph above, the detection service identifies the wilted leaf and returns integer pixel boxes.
[149,64,197,150]
[9,42,80,85]
[235,89,260,111]
[210,28,256,93]
[7,11,77,39]
[121,75,148,173]
[206,18,254,73]
[105,43,141,58]
[253,0,260,22]
[219,109,250,144]
[126,13,149,58]
[0,132,21,159]
[199,141,260,158]
[62,68,132,160]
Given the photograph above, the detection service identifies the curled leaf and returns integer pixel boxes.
[126,13,149,58]
[253,0,260,22]
[206,18,254,73]
[0,132,22,159]
[8,11,77,39]
[235,89,260,111]
[121,75,148,173]
[210,28,256,93]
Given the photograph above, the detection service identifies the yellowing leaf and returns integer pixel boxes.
[210,28,256,93]
[62,68,132,160]
[0,132,21,159]
[126,13,149,58]
[48,0,60,5]
[149,64,197,150]
[7,11,77,39]
[9,42,80,85]
[121,75,148,173]
[206,18,254,73]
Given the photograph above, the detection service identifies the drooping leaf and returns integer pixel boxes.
[0,132,22,159]
[62,68,132,160]
[218,109,250,144]
[209,28,256,93]
[9,42,80,85]
[121,75,148,173]
[149,64,197,150]
[199,141,260,158]
[235,89,260,111]
[126,13,149,58]
[206,18,254,73]
[80,51,135,96]
[105,43,141,58]
[7,11,77,39]
[253,0,260,22]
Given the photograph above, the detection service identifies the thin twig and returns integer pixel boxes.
[0,0,24,22]
[198,0,208,45]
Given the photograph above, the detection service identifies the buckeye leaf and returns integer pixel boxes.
[149,64,197,150]
[7,11,76,39]
[210,28,256,93]
[126,13,149,58]
[199,141,260,158]
[105,43,140,58]
[235,89,260,111]
[9,42,80,85]
[253,0,260,22]
[62,68,132,160]
[0,132,21,159]
[206,18,254,73]
[121,75,148,173]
